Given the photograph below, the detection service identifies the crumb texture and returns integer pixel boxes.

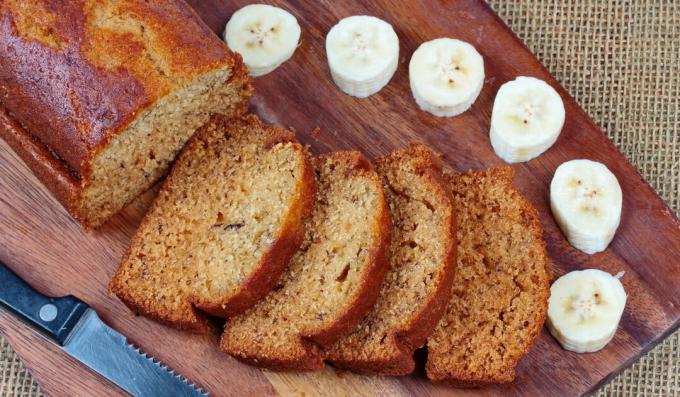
[221,152,391,370]
[0,0,252,227]
[81,64,250,226]
[326,145,456,375]
[426,167,550,385]
[109,114,313,331]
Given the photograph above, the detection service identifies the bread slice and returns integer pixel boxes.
[220,151,392,371]
[109,114,315,332]
[325,145,457,375]
[426,167,550,386]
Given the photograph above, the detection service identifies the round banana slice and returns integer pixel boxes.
[547,269,627,353]
[490,76,565,163]
[409,38,484,117]
[550,159,623,254]
[224,4,301,77]
[325,15,399,98]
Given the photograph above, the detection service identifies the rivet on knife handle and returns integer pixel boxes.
[0,259,208,396]
[0,260,88,345]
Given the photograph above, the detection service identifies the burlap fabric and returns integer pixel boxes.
[1,0,678,395]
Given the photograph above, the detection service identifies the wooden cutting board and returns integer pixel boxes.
[1,1,680,396]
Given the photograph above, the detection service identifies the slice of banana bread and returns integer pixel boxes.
[325,145,457,375]
[109,114,315,332]
[220,151,392,371]
[426,167,550,386]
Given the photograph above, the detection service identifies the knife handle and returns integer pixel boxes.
[0,260,89,345]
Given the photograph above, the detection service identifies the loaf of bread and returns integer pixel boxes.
[0,0,252,227]
[426,167,550,386]
[109,114,315,332]
[326,145,457,375]
[220,152,391,371]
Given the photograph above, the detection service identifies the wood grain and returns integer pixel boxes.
[1,1,680,396]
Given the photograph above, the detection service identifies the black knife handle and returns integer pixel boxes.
[0,260,89,345]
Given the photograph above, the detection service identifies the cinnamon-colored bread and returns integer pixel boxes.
[0,0,252,228]
[109,114,314,332]
[426,167,550,386]
[326,145,457,375]
[220,152,391,371]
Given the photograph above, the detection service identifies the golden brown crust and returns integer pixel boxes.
[108,120,217,333]
[0,107,86,224]
[223,54,253,117]
[194,140,316,318]
[425,166,550,385]
[227,340,324,373]
[0,0,252,228]
[110,114,314,332]
[112,280,213,334]
[327,145,457,376]
[0,0,237,176]
[220,151,392,371]
[393,150,457,349]
[306,152,392,349]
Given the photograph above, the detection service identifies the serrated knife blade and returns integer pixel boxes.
[0,260,207,397]
[63,309,207,397]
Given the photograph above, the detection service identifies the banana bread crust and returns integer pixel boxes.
[110,114,315,333]
[191,119,316,319]
[220,151,392,371]
[426,167,550,386]
[327,145,457,376]
[306,153,392,349]
[0,108,80,210]
[0,0,238,175]
[0,0,252,227]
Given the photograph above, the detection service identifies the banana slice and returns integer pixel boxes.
[325,15,399,98]
[550,159,623,254]
[490,76,565,163]
[409,38,484,117]
[224,4,301,77]
[547,269,627,353]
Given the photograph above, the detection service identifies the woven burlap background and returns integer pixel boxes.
[1,0,678,396]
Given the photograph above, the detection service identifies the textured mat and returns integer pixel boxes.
[1,0,678,395]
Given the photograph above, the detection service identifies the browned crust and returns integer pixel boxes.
[195,142,316,318]
[0,0,252,228]
[327,144,458,376]
[307,152,392,350]
[112,285,213,334]
[223,54,253,118]
[0,45,251,229]
[220,151,392,371]
[110,114,313,333]
[225,339,325,373]
[0,107,86,224]
[108,118,218,333]
[425,166,550,386]
[0,0,239,178]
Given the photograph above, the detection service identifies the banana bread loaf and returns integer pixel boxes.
[0,0,252,228]
[326,145,457,375]
[426,167,550,386]
[110,114,314,332]
[220,152,392,371]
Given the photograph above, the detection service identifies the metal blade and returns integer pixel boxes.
[62,309,207,397]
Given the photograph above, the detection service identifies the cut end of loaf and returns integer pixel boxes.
[109,113,313,332]
[78,60,252,227]
[0,0,254,228]
[326,144,457,376]
[425,167,550,385]
[221,151,391,371]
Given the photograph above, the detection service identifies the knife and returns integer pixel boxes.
[0,260,207,397]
